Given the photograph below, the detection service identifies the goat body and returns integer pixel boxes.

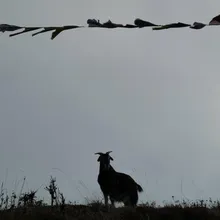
[98,165,143,207]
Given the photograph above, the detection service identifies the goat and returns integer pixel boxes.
[95,151,143,208]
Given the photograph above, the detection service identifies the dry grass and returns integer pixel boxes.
[1,176,220,220]
[1,202,220,220]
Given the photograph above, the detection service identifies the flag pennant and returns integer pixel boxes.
[134,19,158,28]
[32,27,57,37]
[123,24,138,28]
[102,20,124,28]
[9,27,41,37]
[209,14,220,25]
[0,24,23,32]
[153,22,190,30]
[1,13,220,40]
[190,22,206,30]
[87,19,103,28]
[51,25,83,40]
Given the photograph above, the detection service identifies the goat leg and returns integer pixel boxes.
[104,194,108,207]
[110,197,115,208]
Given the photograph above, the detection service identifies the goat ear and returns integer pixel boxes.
[97,156,100,162]
[110,156,113,161]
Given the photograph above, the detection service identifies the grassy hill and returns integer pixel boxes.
[1,176,220,220]
[1,202,220,220]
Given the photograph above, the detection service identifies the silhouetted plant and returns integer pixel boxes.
[45,176,58,206]
[59,191,65,214]
[18,190,37,207]
[0,182,4,209]
[9,191,16,210]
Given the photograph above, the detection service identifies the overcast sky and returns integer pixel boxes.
[1,0,220,205]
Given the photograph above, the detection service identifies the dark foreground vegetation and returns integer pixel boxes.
[1,176,220,220]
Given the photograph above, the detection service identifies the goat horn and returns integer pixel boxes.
[106,151,112,154]
[95,152,104,155]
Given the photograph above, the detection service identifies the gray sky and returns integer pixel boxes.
[1,0,220,205]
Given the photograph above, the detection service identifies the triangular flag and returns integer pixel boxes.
[190,22,206,30]
[153,22,190,30]
[87,19,103,28]
[209,14,220,25]
[51,25,83,40]
[0,24,23,32]
[32,27,57,37]
[9,27,41,37]
[102,20,124,28]
[134,19,157,28]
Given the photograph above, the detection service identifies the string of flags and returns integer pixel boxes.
[1,14,220,40]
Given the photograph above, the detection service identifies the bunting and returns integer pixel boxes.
[1,13,220,40]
